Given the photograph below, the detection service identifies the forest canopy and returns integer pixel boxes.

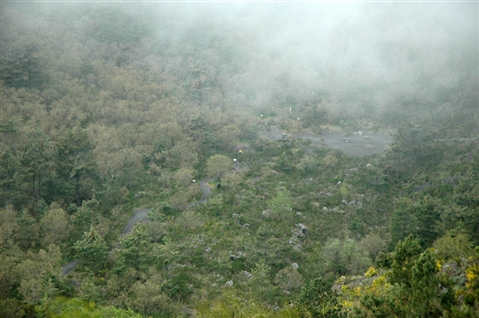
[1,2,478,317]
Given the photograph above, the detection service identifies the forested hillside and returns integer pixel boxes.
[1,2,478,317]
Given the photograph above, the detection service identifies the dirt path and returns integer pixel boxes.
[187,177,214,208]
[258,124,392,157]
[122,209,149,235]
[315,128,392,157]
[61,166,248,276]
[199,177,214,203]
[61,208,150,277]
[61,261,79,277]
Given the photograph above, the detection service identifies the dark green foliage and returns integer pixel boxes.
[298,277,344,318]
[20,131,55,208]
[0,149,21,207]
[0,37,47,89]
[322,237,371,276]
[15,209,39,249]
[389,235,422,288]
[390,198,418,249]
[0,3,478,317]
[414,196,441,248]
[410,249,439,316]
[73,226,109,272]
[56,126,97,206]
[115,227,154,274]
[162,267,198,302]
[71,197,100,243]
[375,251,392,269]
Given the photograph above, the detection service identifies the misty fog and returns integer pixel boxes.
[138,1,477,131]
[4,2,477,122]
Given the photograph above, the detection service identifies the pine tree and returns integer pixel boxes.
[389,235,422,288]
[410,249,439,316]
[73,225,109,272]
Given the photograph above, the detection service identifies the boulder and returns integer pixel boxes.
[241,271,252,280]
[262,209,272,218]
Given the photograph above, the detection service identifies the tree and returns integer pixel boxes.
[71,197,100,243]
[216,123,241,150]
[390,198,418,249]
[268,187,293,221]
[56,126,96,206]
[0,148,21,207]
[0,205,19,251]
[115,227,153,274]
[39,205,71,247]
[248,260,276,301]
[414,196,440,248]
[410,249,439,316]
[274,266,304,291]
[144,209,167,243]
[73,225,109,272]
[20,130,55,209]
[358,233,387,261]
[322,237,371,276]
[127,279,178,318]
[174,167,195,188]
[222,172,243,191]
[298,277,344,318]
[433,230,474,260]
[0,35,47,89]
[15,209,40,249]
[162,140,199,170]
[389,235,422,288]
[206,154,231,178]
[16,245,63,304]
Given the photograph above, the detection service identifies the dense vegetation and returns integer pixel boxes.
[1,2,478,317]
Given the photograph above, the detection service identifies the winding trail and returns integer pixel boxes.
[122,209,149,235]
[61,165,248,276]
[61,261,79,277]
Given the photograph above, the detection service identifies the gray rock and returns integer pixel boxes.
[349,200,362,207]
[241,271,252,279]
[262,209,272,218]
[179,308,196,318]
[224,280,234,287]
[296,223,308,234]
[230,251,245,260]
[291,262,299,270]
